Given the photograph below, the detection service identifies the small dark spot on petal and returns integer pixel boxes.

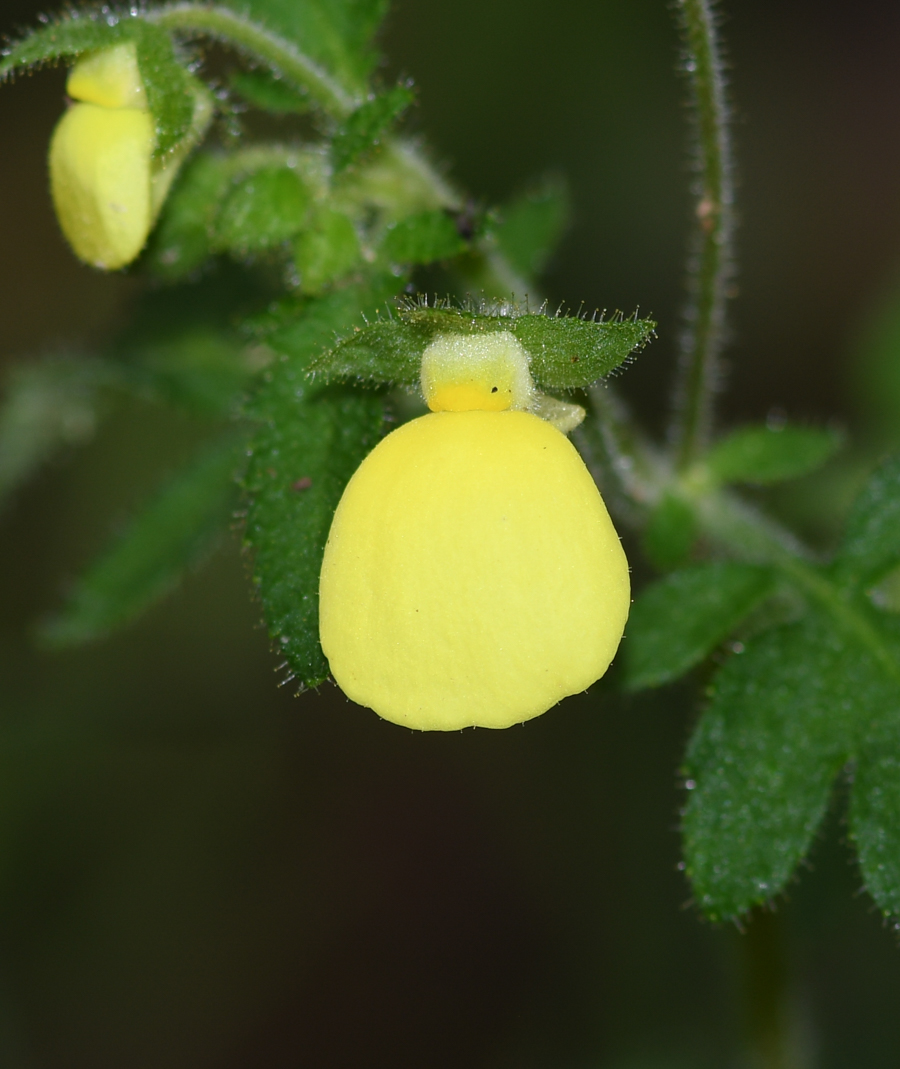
[491,386,498,393]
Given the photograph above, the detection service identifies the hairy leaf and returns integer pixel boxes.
[230,69,310,113]
[215,166,312,254]
[493,177,570,280]
[244,282,400,686]
[332,84,415,172]
[834,453,900,589]
[624,562,774,691]
[312,307,655,388]
[708,424,841,486]
[682,612,896,921]
[383,210,466,265]
[41,433,243,646]
[234,0,389,91]
[850,703,900,919]
[0,357,119,510]
[0,14,119,79]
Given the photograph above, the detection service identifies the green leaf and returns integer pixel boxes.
[850,713,900,919]
[493,177,570,280]
[41,433,243,646]
[834,453,900,589]
[623,562,775,691]
[0,357,119,510]
[146,153,235,279]
[382,210,467,265]
[0,14,120,80]
[707,424,841,486]
[312,305,656,389]
[682,612,893,921]
[293,209,361,293]
[131,22,197,158]
[229,69,310,113]
[244,280,401,687]
[214,166,312,254]
[332,84,415,172]
[642,493,696,571]
[512,313,655,389]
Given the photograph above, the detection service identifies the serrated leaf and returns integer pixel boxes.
[312,307,655,389]
[41,433,243,646]
[0,15,119,80]
[230,69,310,113]
[493,177,570,280]
[513,314,655,389]
[682,612,897,921]
[850,711,900,919]
[708,424,841,486]
[244,280,401,686]
[834,453,900,589]
[332,84,414,172]
[623,562,774,691]
[234,0,388,92]
[214,166,312,254]
[642,492,696,571]
[294,209,361,293]
[146,153,235,279]
[383,210,466,265]
[0,357,120,510]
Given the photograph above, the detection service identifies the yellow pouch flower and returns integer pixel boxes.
[49,42,210,270]
[319,332,630,731]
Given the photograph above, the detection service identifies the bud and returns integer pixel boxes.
[319,332,630,731]
[49,42,210,270]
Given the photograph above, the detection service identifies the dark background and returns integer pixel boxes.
[3,0,900,1065]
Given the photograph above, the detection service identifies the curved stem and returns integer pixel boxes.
[671,0,735,469]
[146,3,357,118]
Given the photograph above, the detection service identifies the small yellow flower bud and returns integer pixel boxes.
[319,334,630,731]
[49,42,210,270]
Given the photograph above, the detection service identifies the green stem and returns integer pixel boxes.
[146,3,357,117]
[672,0,734,469]
[741,909,794,1069]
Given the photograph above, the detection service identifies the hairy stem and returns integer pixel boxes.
[147,3,357,117]
[671,0,735,469]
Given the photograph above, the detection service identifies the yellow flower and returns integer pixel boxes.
[49,42,209,270]
[319,331,630,731]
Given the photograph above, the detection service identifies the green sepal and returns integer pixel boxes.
[0,17,199,159]
[229,69,310,113]
[707,423,842,486]
[311,304,655,389]
[492,177,570,281]
[214,166,312,254]
[624,562,775,691]
[682,611,897,921]
[40,432,244,646]
[382,210,466,265]
[641,493,697,570]
[332,84,415,172]
[833,453,900,590]
[243,278,403,687]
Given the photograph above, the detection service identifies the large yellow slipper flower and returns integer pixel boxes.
[49,42,209,269]
[319,331,630,731]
